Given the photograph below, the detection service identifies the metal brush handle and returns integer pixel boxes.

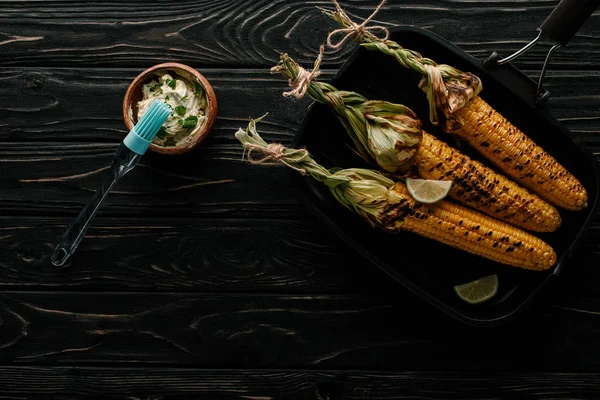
[484,0,599,102]
[50,144,142,267]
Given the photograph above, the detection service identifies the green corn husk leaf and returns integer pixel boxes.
[235,116,406,231]
[437,64,481,113]
[271,53,423,174]
[359,101,423,171]
[320,5,483,132]
[418,64,482,132]
[234,113,315,169]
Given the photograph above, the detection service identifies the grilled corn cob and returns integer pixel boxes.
[321,4,588,211]
[271,53,561,232]
[416,132,560,232]
[235,116,557,271]
[455,96,587,211]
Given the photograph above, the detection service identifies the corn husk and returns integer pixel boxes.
[271,53,422,174]
[320,5,482,132]
[235,115,406,231]
[235,117,557,270]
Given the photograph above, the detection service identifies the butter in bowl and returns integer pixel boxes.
[123,62,217,155]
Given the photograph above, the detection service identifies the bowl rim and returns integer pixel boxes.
[122,62,218,155]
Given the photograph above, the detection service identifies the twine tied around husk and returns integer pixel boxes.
[235,114,351,187]
[282,46,325,99]
[321,0,483,132]
[326,0,390,49]
[245,142,309,174]
[234,115,417,232]
[271,49,424,174]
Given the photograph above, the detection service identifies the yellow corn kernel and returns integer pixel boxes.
[455,96,587,211]
[388,183,557,271]
[414,132,561,232]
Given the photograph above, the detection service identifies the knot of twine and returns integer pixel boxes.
[283,46,324,99]
[245,143,309,174]
[326,0,390,49]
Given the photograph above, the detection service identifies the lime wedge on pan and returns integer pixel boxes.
[454,274,499,305]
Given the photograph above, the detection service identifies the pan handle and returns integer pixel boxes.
[539,0,599,46]
[483,0,599,102]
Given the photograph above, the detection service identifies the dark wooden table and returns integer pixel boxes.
[0,1,599,398]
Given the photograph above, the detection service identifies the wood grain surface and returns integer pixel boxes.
[0,68,314,143]
[0,69,597,218]
[0,216,403,293]
[0,0,599,397]
[0,0,598,69]
[0,290,597,369]
[0,68,597,143]
[0,367,599,399]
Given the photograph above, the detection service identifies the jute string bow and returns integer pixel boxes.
[283,46,325,99]
[244,142,309,174]
[326,0,390,49]
[282,0,390,99]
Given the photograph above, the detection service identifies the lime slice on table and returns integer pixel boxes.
[406,178,452,204]
[454,274,499,305]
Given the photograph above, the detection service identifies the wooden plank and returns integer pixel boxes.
[0,68,314,142]
[0,68,596,143]
[0,69,598,218]
[0,216,597,293]
[0,216,401,293]
[0,69,316,217]
[0,291,599,369]
[0,0,598,69]
[0,141,307,218]
[0,367,599,399]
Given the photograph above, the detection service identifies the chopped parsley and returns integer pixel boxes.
[166,78,176,89]
[156,126,167,139]
[175,105,186,116]
[177,116,198,129]
[194,82,204,96]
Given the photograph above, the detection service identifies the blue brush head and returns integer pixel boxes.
[123,100,172,155]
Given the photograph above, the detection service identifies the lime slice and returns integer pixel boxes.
[405,178,452,204]
[454,274,499,305]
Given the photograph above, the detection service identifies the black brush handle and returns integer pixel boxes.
[540,0,600,45]
[50,144,142,267]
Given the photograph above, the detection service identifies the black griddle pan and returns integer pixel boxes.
[289,0,600,326]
